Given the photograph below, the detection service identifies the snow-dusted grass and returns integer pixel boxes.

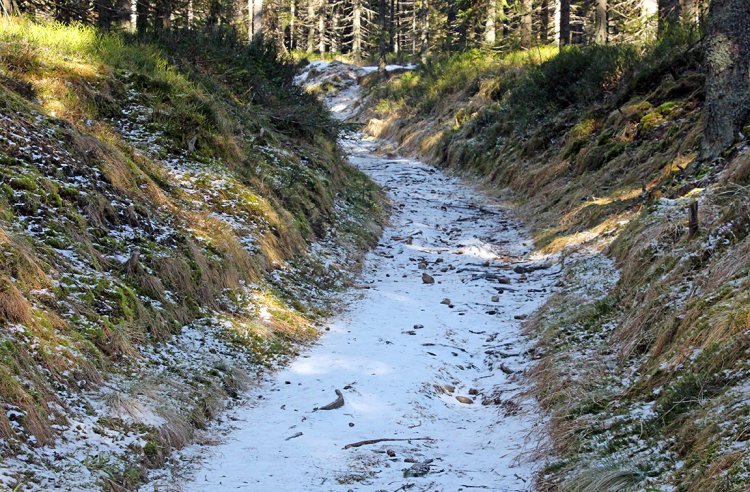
[0,19,385,491]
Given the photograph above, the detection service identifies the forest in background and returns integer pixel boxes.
[0,0,710,61]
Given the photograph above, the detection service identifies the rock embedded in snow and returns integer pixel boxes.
[403,459,434,478]
[422,273,435,284]
[455,396,474,404]
[440,298,451,305]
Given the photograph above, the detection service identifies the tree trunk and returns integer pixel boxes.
[136,0,150,33]
[0,0,19,16]
[484,0,496,45]
[658,0,680,31]
[317,0,325,53]
[701,0,750,159]
[306,0,315,52]
[249,0,263,41]
[445,1,456,50]
[594,0,607,44]
[641,0,658,36]
[389,0,395,52]
[559,0,570,46]
[378,0,388,72]
[419,0,429,63]
[520,0,532,48]
[154,0,171,29]
[539,0,550,44]
[330,6,339,52]
[289,0,295,49]
[95,0,113,28]
[352,0,362,61]
[681,0,698,24]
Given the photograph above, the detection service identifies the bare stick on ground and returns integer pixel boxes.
[343,437,434,449]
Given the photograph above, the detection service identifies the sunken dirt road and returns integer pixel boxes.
[153,64,556,492]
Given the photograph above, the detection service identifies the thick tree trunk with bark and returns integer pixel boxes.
[702,0,750,159]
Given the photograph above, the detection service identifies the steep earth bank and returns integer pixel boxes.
[0,20,384,490]
[351,43,750,490]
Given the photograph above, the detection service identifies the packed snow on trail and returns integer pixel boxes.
[147,62,556,491]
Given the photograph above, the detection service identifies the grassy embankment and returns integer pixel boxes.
[363,31,750,490]
[0,18,383,489]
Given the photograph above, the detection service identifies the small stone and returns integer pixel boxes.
[348,422,355,427]
[498,276,511,284]
[514,314,528,320]
[387,449,396,457]
[422,273,435,284]
[468,388,479,395]
[403,459,433,478]
[455,396,474,404]
[413,324,424,329]
[491,295,500,302]
[440,298,451,305]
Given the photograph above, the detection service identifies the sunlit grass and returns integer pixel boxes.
[0,17,226,148]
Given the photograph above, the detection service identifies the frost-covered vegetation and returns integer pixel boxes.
[361,27,750,490]
[0,18,383,490]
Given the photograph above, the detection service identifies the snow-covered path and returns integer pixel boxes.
[173,130,553,490]
[159,63,556,491]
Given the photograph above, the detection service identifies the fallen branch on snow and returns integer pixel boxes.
[342,437,434,449]
[316,389,345,411]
